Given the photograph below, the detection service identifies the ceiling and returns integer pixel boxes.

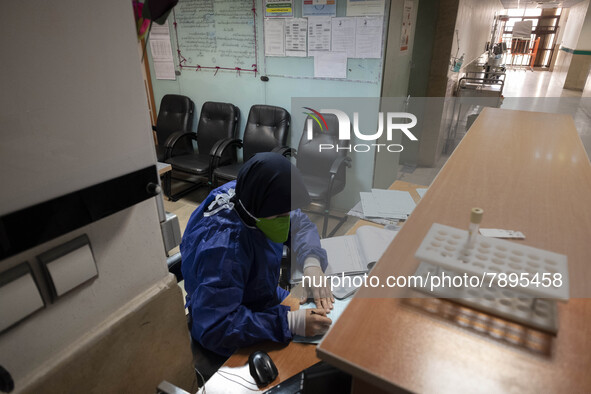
[500,0,586,8]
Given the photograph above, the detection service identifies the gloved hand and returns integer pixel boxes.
[301,265,334,312]
[287,308,333,337]
[305,308,332,337]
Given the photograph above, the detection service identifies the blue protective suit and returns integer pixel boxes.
[181,181,328,356]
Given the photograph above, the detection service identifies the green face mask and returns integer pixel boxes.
[256,215,290,243]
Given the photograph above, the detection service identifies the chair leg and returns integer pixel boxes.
[169,179,206,202]
[322,209,329,238]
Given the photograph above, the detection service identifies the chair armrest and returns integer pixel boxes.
[208,138,242,185]
[212,138,243,159]
[272,146,297,157]
[164,131,197,160]
[167,252,183,282]
[329,156,352,176]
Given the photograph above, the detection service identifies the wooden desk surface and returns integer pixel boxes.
[318,108,591,392]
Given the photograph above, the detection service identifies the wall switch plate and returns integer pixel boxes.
[38,235,98,300]
[0,262,45,333]
[161,212,181,253]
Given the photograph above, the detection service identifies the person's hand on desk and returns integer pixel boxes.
[301,265,334,312]
[305,309,332,336]
[287,307,332,337]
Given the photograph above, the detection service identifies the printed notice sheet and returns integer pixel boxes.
[265,0,293,17]
[314,51,347,78]
[149,21,175,80]
[302,0,337,17]
[307,16,332,55]
[400,0,413,52]
[355,16,383,58]
[346,0,385,16]
[331,17,356,58]
[264,18,285,56]
[285,18,308,57]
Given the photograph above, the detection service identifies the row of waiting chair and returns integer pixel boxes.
[152,94,351,238]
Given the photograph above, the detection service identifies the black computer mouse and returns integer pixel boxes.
[248,350,278,387]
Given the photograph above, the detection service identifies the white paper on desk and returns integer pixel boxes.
[416,187,428,198]
[314,51,347,78]
[293,297,352,344]
[290,226,398,300]
[346,0,386,16]
[307,16,331,55]
[360,191,407,219]
[264,18,285,56]
[197,365,258,394]
[285,18,307,57]
[355,17,383,58]
[347,200,400,226]
[331,17,356,58]
[371,189,416,217]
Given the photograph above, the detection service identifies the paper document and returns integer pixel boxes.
[293,297,352,344]
[372,188,416,216]
[416,188,428,198]
[355,17,383,58]
[347,200,400,226]
[512,20,533,39]
[307,16,332,54]
[331,17,356,58]
[314,51,347,78]
[198,365,257,394]
[291,226,398,298]
[360,189,415,219]
[285,18,308,57]
[153,61,176,80]
[360,190,415,220]
[400,0,413,52]
[265,0,294,18]
[303,0,337,17]
[346,0,386,16]
[149,21,175,80]
[264,19,286,56]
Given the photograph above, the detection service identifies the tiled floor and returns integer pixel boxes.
[502,68,591,98]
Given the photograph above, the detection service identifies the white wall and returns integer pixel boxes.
[575,0,591,50]
[561,0,590,49]
[0,0,169,388]
[452,0,502,67]
[0,1,157,216]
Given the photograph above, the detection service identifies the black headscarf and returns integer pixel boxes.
[232,152,310,225]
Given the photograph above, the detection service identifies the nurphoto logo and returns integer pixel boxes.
[303,107,418,153]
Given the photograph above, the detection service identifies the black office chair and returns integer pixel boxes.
[297,114,351,238]
[211,105,291,186]
[164,101,240,201]
[153,94,195,162]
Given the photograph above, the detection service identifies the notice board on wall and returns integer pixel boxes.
[173,0,258,72]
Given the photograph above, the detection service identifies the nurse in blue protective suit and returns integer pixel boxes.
[181,152,334,357]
